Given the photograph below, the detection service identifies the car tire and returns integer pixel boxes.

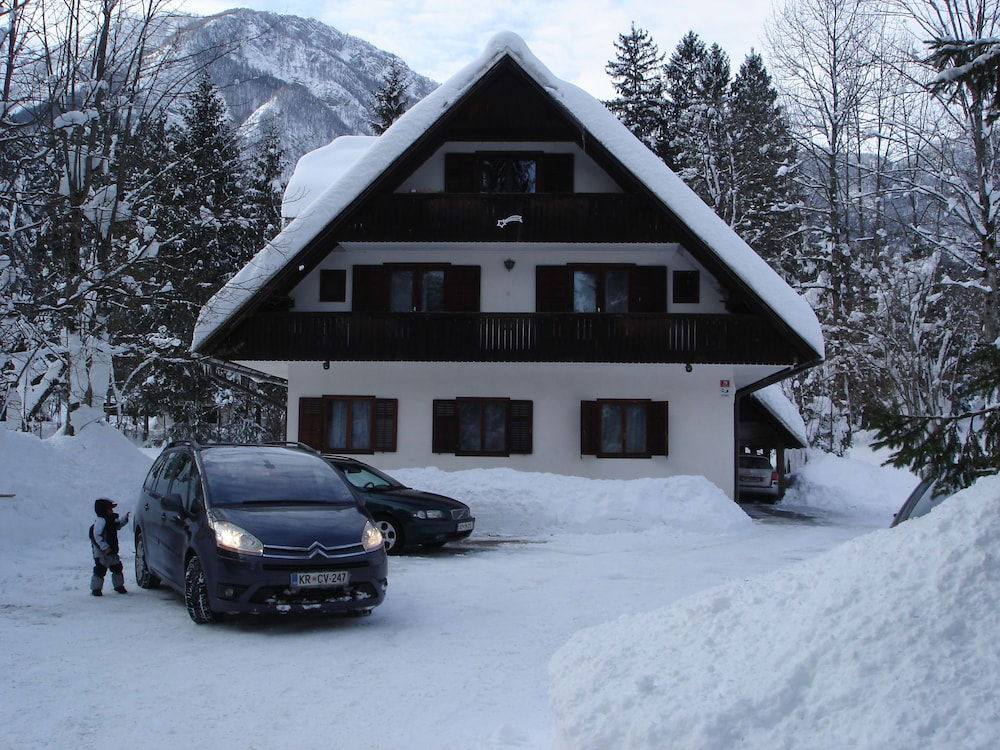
[374,515,404,555]
[184,555,217,625]
[134,531,161,589]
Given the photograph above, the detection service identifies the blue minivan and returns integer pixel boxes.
[133,441,388,623]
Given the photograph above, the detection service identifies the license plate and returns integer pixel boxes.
[457,521,474,532]
[740,475,763,483]
[290,570,349,588]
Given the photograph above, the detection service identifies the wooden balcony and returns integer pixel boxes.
[337,194,678,243]
[216,312,795,365]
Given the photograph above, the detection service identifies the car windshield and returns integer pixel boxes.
[202,448,355,506]
[335,462,403,490]
[739,456,772,470]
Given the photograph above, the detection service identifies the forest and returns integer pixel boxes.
[1,0,997,489]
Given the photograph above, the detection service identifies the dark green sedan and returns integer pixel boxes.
[324,456,475,554]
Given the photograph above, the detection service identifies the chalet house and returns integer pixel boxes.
[192,33,823,498]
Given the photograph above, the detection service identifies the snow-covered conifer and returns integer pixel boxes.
[605,23,666,151]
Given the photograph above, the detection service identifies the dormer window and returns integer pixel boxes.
[445,152,573,193]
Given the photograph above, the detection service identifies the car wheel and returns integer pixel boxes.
[374,515,404,555]
[134,531,161,589]
[184,555,217,624]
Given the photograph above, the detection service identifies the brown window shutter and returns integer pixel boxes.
[539,154,574,192]
[648,401,669,456]
[580,400,598,455]
[630,266,668,312]
[432,400,457,453]
[319,269,347,302]
[536,265,572,312]
[508,400,533,454]
[298,398,326,452]
[351,265,388,312]
[444,153,476,192]
[374,399,398,452]
[443,265,481,312]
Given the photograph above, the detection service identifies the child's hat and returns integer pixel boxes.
[94,498,117,515]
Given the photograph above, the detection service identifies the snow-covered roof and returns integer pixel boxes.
[281,135,377,220]
[751,384,808,447]
[193,31,824,359]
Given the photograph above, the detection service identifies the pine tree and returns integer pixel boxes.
[663,31,708,171]
[605,23,666,150]
[129,74,259,441]
[246,122,286,239]
[728,52,800,278]
[370,60,410,135]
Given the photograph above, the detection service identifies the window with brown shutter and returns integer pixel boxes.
[445,153,476,192]
[579,399,669,458]
[297,396,398,454]
[432,398,533,456]
[352,264,480,312]
[536,265,667,313]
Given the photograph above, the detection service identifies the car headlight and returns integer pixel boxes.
[361,520,384,552]
[412,509,447,519]
[208,516,263,556]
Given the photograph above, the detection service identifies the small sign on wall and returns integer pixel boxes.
[720,379,731,398]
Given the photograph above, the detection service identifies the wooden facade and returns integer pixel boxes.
[337,194,677,243]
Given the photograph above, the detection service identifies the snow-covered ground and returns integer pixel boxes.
[4,419,985,749]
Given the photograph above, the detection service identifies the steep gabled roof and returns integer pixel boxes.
[193,32,823,360]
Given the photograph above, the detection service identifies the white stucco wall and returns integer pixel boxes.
[286,360,736,497]
[289,242,729,315]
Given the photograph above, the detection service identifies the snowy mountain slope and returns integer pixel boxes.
[160,8,436,166]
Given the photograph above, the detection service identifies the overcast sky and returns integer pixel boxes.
[177,0,779,99]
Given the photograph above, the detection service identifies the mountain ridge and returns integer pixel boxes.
[163,8,437,171]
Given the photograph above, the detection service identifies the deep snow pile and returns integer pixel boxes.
[0,420,750,545]
[0,412,152,546]
[392,467,753,538]
[549,474,1000,750]
[781,445,916,523]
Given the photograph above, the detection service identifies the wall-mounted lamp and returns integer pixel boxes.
[503,258,516,272]
[685,363,693,373]
[323,360,330,370]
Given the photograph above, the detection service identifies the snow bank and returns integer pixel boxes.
[782,447,917,523]
[549,474,1000,750]
[391,467,753,538]
[0,413,152,547]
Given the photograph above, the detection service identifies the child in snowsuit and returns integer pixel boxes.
[89,498,131,596]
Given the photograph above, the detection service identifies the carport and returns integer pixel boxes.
[737,386,808,497]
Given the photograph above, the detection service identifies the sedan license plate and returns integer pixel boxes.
[290,570,349,588]
[457,521,474,532]
[739,474,763,483]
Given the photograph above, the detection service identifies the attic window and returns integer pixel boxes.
[480,154,537,193]
[444,153,573,193]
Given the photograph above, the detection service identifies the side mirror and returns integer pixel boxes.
[161,493,184,513]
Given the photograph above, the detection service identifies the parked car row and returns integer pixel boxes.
[132,441,474,624]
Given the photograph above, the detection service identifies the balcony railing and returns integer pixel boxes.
[337,194,677,243]
[217,312,794,365]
